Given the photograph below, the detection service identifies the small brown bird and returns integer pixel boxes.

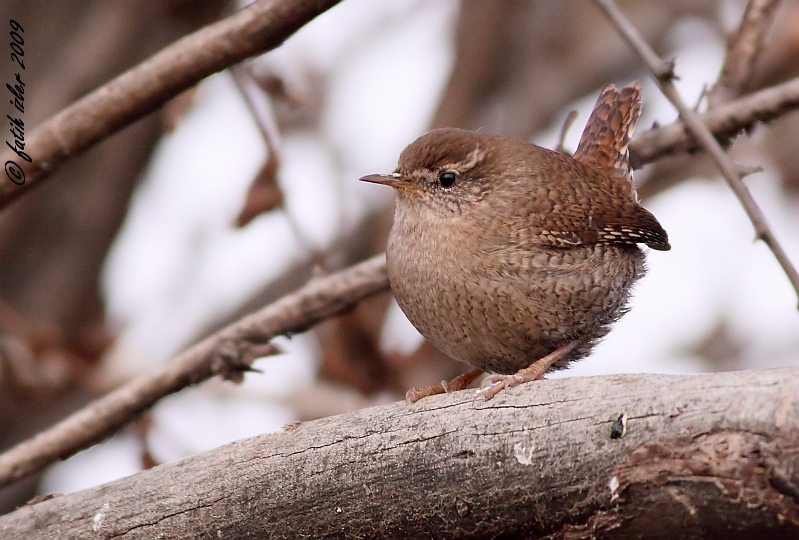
[361,83,669,402]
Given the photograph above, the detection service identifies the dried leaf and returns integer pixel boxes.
[161,86,199,132]
[235,153,283,227]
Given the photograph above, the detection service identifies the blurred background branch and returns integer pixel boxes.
[0,0,342,206]
[708,0,781,107]
[0,254,386,489]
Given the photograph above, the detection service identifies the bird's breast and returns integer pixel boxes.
[385,200,646,372]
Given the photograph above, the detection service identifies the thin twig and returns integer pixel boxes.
[555,110,579,155]
[230,65,283,152]
[230,66,326,269]
[0,0,343,208]
[0,255,388,488]
[708,0,781,107]
[594,0,799,307]
[592,0,675,81]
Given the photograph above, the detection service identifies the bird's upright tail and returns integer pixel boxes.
[573,82,642,200]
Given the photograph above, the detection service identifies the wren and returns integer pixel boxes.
[361,83,670,402]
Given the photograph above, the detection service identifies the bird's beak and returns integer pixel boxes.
[359,172,420,192]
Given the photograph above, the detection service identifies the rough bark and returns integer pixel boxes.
[2,368,798,539]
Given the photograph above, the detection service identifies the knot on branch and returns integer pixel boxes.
[600,431,799,535]
[209,340,280,383]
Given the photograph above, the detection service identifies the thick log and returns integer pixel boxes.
[1,368,798,539]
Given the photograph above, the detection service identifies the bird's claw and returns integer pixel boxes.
[476,374,515,400]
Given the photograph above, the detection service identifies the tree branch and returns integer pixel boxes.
[595,0,799,306]
[0,0,342,207]
[0,255,388,489]
[708,0,781,107]
[1,368,798,539]
[630,75,799,168]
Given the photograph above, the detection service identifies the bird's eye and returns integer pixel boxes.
[439,172,457,188]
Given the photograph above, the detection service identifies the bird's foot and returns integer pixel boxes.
[405,368,483,404]
[477,341,578,400]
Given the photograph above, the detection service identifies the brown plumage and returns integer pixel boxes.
[361,82,669,401]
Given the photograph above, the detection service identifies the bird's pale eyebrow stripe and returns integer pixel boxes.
[441,147,485,173]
